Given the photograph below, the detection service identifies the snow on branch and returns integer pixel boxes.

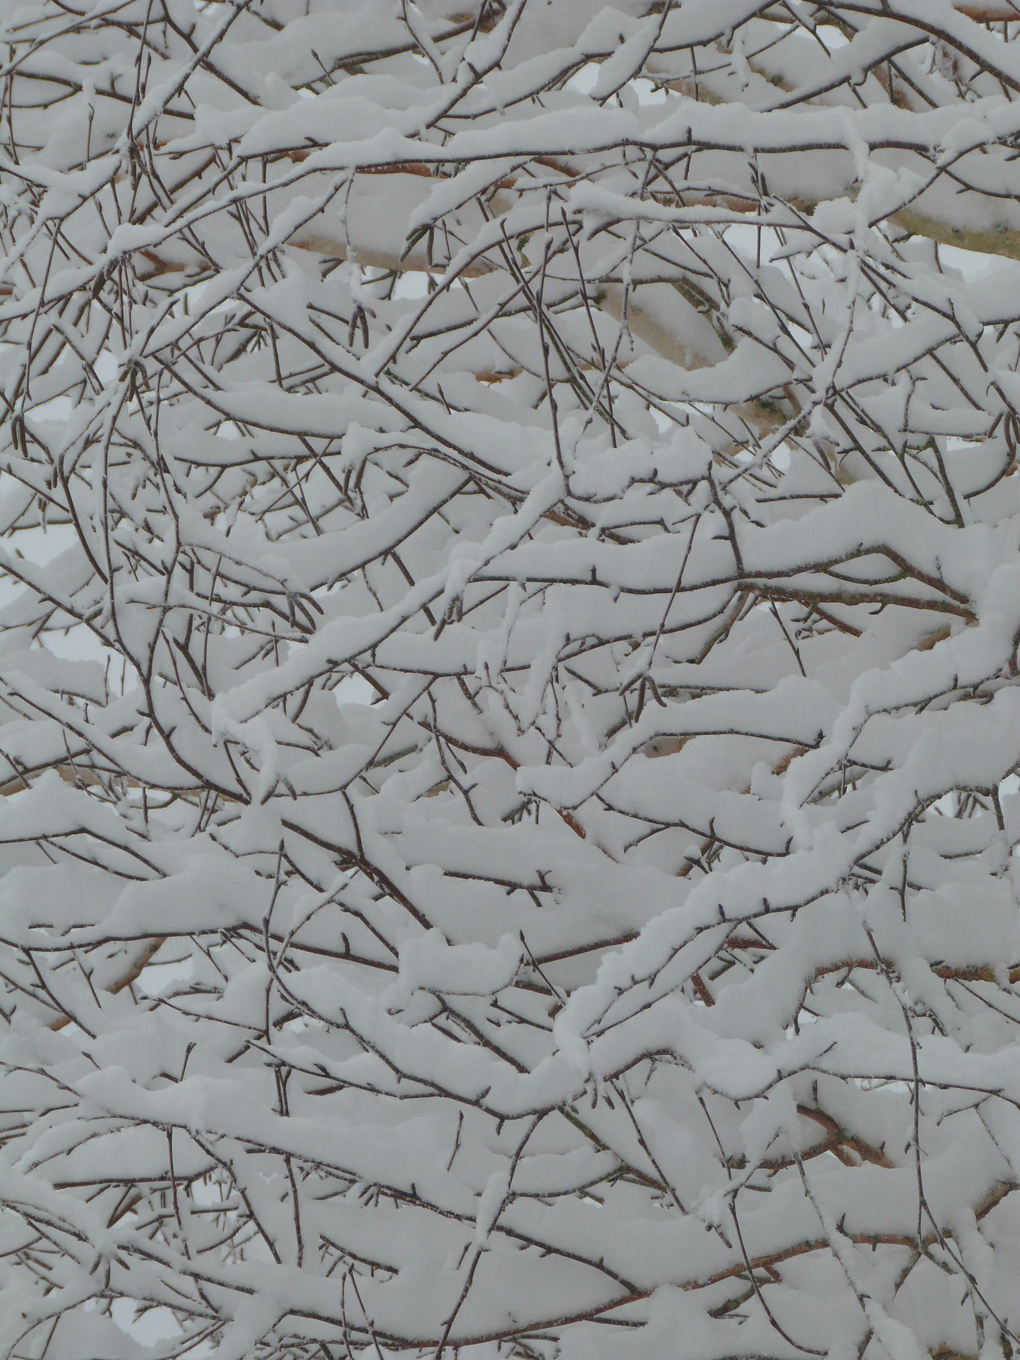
[0,2,1019,1360]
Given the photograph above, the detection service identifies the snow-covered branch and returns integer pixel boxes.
[1,3,1019,1359]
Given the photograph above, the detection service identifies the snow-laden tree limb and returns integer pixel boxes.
[1,3,1020,1360]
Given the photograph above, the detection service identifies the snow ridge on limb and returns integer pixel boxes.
[1,2,1020,1360]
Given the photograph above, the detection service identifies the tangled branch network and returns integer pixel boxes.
[2,1,1020,1358]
